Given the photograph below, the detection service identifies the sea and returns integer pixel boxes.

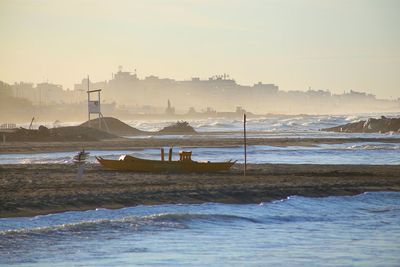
[1,192,399,266]
[1,113,400,266]
[2,113,400,165]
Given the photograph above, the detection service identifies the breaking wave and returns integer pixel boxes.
[345,144,400,150]
[0,213,259,237]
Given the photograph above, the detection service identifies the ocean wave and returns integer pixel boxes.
[345,144,400,150]
[15,158,72,164]
[345,115,360,122]
[196,122,235,128]
[0,213,259,237]
[360,206,400,213]
[260,195,297,205]
[146,213,260,223]
[30,156,73,164]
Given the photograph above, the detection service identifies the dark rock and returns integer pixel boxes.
[322,116,400,134]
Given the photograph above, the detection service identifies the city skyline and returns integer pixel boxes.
[5,67,388,99]
[1,65,398,99]
[1,0,399,98]
[5,67,399,117]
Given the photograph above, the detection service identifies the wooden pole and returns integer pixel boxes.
[29,117,34,130]
[244,113,247,176]
[98,91,101,130]
[87,75,90,127]
[168,147,173,162]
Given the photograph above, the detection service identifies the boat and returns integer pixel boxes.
[96,149,236,172]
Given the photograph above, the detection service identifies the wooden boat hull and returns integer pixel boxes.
[96,155,235,172]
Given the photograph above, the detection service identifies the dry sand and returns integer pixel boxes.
[1,163,399,218]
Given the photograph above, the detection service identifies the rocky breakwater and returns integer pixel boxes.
[323,116,400,134]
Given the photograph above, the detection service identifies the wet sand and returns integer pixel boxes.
[1,136,400,153]
[1,163,399,218]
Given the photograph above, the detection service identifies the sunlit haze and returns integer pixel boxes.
[2,1,400,266]
[1,0,399,98]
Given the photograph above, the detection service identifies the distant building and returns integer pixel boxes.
[235,106,246,114]
[253,82,279,94]
[187,107,197,115]
[306,89,331,97]
[0,81,13,96]
[343,90,375,99]
[74,78,107,103]
[165,99,175,115]
[205,107,216,115]
[12,82,36,102]
[36,82,65,104]
[10,81,80,105]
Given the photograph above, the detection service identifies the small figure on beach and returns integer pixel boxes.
[74,149,90,180]
[73,149,90,163]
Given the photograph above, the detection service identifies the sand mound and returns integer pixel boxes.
[81,118,197,136]
[2,126,117,142]
[0,117,198,142]
[323,116,400,133]
[80,117,145,136]
[158,121,197,134]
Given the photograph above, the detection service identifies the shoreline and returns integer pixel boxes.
[1,163,399,218]
[1,136,400,154]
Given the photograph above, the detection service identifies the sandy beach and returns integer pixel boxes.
[1,163,399,218]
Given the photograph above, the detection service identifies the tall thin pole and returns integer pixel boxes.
[244,113,247,176]
[98,91,101,129]
[87,75,90,127]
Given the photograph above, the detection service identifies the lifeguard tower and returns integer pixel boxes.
[86,76,108,131]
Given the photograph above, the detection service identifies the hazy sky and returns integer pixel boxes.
[1,0,399,98]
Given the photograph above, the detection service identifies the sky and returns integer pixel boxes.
[0,0,399,98]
